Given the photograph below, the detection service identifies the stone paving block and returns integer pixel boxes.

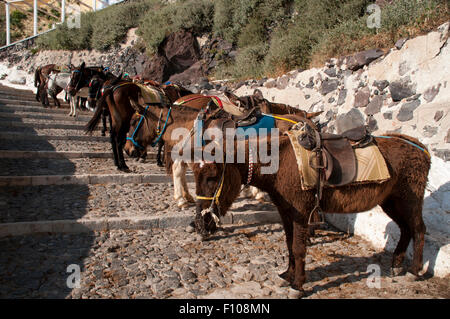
[232,211,281,224]
[158,215,193,228]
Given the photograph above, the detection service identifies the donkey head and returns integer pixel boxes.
[67,62,86,95]
[87,75,104,110]
[193,160,242,239]
[124,108,158,158]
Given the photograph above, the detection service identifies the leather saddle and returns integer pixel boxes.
[298,122,372,187]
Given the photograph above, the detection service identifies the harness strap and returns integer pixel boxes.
[151,107,172,147]
[126,105,150,149]
[374,135,430,158]
[262,113,298,124]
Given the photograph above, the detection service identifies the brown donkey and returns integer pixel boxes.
[85,79,193,171]
[123,94,321,208]
[192,133,431,296]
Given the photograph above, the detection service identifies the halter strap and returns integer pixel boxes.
[126,105,150,149]
[150,107,172,147]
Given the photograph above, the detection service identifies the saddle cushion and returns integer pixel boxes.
[235,115,275,139]
[135,83,169,106]
[286,128,390,190]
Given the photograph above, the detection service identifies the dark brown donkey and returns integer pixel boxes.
[34,64,63,106]
[192,132,431,296]
[85,79,193,171]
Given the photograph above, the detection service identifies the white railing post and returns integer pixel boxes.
[5,1,10,45]
[33,0,38,36]
[61,0,65,23]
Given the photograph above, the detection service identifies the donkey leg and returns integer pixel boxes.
[406,207,426,276]
[180,162,195,203]
[279,212,295,283]
[173,160,191,208]
[381,199,412,276]
[110,131,120,168]
[101,110,107,137]
[291,219,309,295]
[116,128,130,172]
[156,140,164,167]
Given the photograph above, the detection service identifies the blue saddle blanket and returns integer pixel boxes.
[235,114,275,138]
[195,114,276,146]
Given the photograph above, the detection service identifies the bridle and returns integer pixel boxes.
[126,105,172,150]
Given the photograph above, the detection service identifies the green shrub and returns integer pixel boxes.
[91,0,152,50]
[213,0,291,45]
[138,0,214,53]
[215,43,268,79]
[11,10,27,29]
[37,0,155,51]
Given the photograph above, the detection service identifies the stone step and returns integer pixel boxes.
[0,138,111,152]
[0,105,91,115]
[0,210,280,237]
[0,132,109,142]
[0,116,90,127]
[0,121,98,130]
[0,88,36,99]
[0,157,162,177]
[0,112,92,122]
[0,173,185,186]
[0,182,197,224]
[0,98,69,107]
[0,150,115,159]
[0,93,43,102]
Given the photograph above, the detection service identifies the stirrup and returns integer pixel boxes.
[308,205,325,226]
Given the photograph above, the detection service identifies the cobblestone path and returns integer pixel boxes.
[0,85,448,299]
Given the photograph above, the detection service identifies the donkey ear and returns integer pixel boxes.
[306,111,323,119]
[224,91,241,106]
[253,89,264,101]
[80,62,85,70]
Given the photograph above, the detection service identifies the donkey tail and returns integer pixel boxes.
[86,89,111,134]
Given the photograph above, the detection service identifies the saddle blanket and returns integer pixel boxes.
[135,83,169,106]
[235,114,275,138]
[286,129,391,190]
[53,65,70,73]
[210,94,248,117]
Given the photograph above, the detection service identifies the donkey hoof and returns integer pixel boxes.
[390,267,405,277]
[118,166,130,173]
[279,270,294,283]
[177,198,190,209]
[185,195,196,203]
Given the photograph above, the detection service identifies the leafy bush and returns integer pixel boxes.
[213,0,291,45]
[11,10,28,29]
[215,43,268,79]
[138,0,214,53]
[37,0,154,51]
[91,0,153,50]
